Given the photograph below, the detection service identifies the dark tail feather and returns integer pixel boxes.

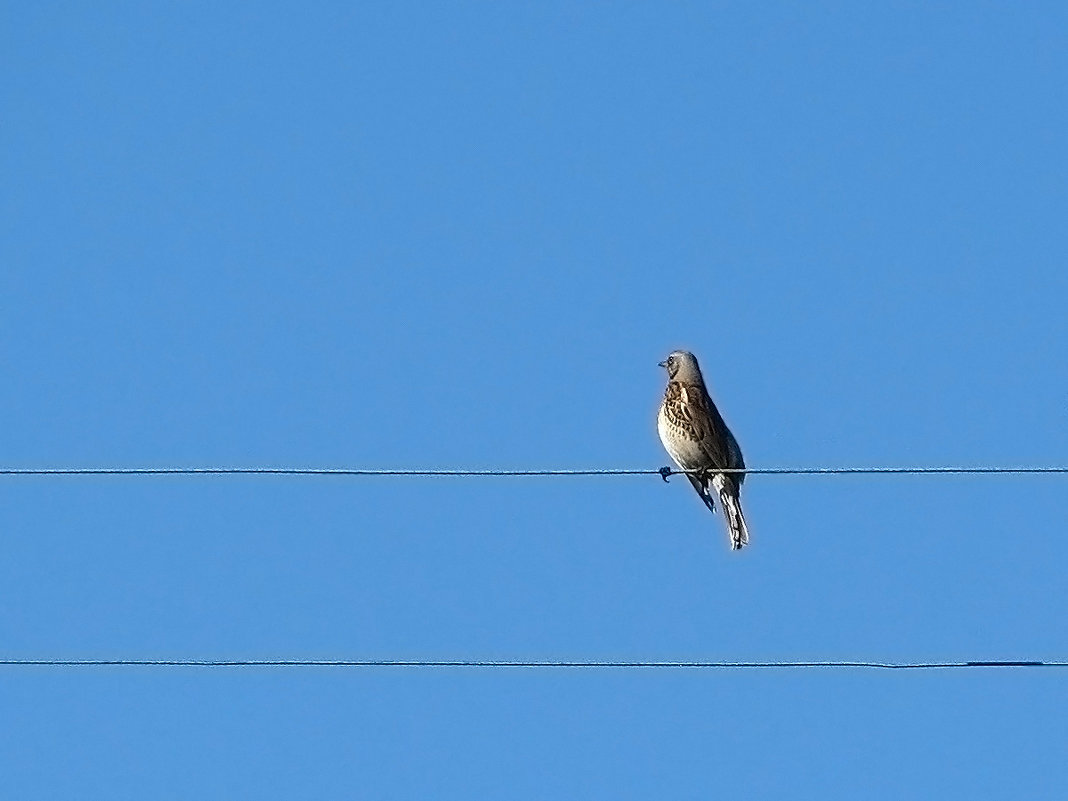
[712,474,750,550]
[686,473,717,513]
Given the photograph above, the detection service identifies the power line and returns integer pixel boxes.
[0,466,1065,477]
[0,658,1064,670]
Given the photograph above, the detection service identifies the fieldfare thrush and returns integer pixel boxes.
[657,350,750,549]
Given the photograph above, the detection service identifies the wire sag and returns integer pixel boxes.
[0,658,1064,670]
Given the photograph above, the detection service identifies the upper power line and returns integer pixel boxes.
[0,465,1065,477]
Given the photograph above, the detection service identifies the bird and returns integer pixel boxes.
[657,350,750,549]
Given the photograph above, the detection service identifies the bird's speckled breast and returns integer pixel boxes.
[658,396,705,471]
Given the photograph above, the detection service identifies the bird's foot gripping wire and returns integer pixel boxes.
[658,466,674,482]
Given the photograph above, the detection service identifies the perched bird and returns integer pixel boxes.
[657,350,750,549]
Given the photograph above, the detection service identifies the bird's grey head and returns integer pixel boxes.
[659,350,703,382]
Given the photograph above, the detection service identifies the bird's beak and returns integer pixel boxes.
[658,360,667,368]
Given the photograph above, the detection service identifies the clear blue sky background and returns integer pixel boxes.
[2,2,1067,797]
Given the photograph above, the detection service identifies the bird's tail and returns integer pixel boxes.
[712,474,750,550]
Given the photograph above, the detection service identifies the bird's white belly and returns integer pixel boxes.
[657,404,705,470]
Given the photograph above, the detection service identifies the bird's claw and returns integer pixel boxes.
[658,466,673,482]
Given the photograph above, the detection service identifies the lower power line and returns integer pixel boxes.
[0,658,1064,670]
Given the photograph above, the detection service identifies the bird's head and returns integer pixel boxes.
[659,350,703,382]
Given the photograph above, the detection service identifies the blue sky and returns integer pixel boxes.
[2,1,1067,797]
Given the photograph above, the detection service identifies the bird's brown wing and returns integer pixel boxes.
[672,382,731,470]
[662,380,744,512]
[695,384,748,494]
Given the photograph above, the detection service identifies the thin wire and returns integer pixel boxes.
[0,658,1064,670]
[0,466,1065,477]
